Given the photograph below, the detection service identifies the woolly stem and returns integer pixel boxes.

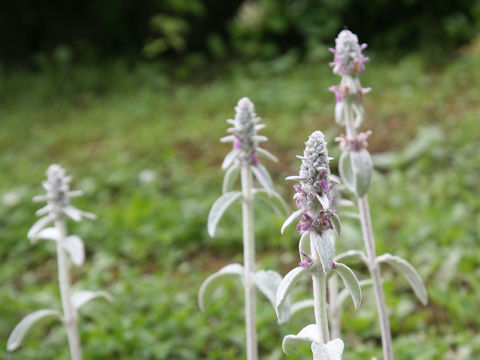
[328,275,341,338]
[241,165,258,360]
[358,196,393,360]
[344,97,394,360]
[311,236,330,344]
[56,218,82,360]
[328,234,341,338]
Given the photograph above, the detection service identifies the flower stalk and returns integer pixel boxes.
[311,245,329,344]
[358,195,393,359]
[330,29,394,360]
[330,29,427,360]
[7,164,112,357]
[328,257,341,338]
[55,218,82,360]
[276,131,362,359]
[200,97,288,360]
[240,164,258,360]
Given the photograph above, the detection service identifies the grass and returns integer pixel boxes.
[0,40,479,359]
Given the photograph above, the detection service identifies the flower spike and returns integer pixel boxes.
[221,97,268,167]
[282,131,336,234]
[28,165,96,240]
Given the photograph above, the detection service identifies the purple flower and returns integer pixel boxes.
[233,133,242,150]
[330,30,369,76]
[316,209,334,231]
[221,97,273,167]
[250,151,259,165]
[328,85,344,103]
[296,213,313,232]
[299,251,313,268]
[294,185,305,208]
[335,131,372,152]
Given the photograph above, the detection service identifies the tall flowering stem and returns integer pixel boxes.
[200,98,288,360]
[276,131,362,360]
[7,165,111,359]
[55,217,82,360]
[240,163,257,360]
[330,29,428,360]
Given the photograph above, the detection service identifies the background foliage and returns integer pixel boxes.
[1,0,480,66]
[1,1,480,359]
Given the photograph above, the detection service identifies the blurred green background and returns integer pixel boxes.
[1,1,480,359]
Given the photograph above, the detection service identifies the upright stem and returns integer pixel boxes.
[310,237,330,344]
[56,218,82,360]
[328,275,341,339]
[343,96,393,360]
[328,235,341,339]
[241,165,257,360]
[358,196,393,360]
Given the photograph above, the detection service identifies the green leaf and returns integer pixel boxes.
[290,299,314,316]
[330,213,341,236]
[253,188,289,216]
[351,149,373,197]
[198,263,244,311]
[338,151,355,193]
[338,280,373,307]
[311,338,344,360]
[71,290,113,310]
[298,232,310,255]
[334,263,362,309]
[335,250,368,265]
[207,191,242,237]
[311,231,333,274]
[63,235,85,266]
[253,270,290,322]
[281,209,303,234]
[222,165,239,193]
[7,309,61,351]
[27,215,54,241]
[251,164,274,195]
[256,147,278,162]
[276,267,307,323]
[221,150,239,170]
[377,254,428,305]
[32,227,59,243]
[282,324,318,355]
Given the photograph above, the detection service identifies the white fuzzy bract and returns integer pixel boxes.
[28,164,95,240]
[330,29,369,76]
[221,97,270,167]
[284,131,338,235]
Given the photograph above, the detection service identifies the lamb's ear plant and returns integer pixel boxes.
[198,97,289,360]
[7,164,112,360]
[329,29,428,360]
[276,131,362,360]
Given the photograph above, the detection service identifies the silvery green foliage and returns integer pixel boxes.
[376,254,428,305]
[199,98,289,358]
[276,131,362,359]
[336,131,373,197]
[282,325,344,360]
[329,30,427,360]
[7,165,112,354]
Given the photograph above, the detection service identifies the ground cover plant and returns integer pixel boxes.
[0,34,479,359]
